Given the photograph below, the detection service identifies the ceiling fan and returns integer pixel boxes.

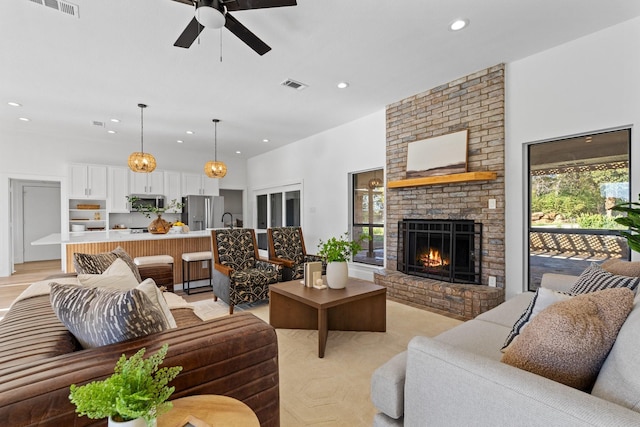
[172,0,297,55]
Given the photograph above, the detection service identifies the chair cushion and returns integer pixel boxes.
[73,246,142,283]
[271,227,305,264]
[230,267,278,304]
[501,288,634,391]
[215,229,257,271]
[50,282,168,349]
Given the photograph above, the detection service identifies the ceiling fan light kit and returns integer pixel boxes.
[204,119,227,178]
[173,0,297,55]
[128,103,157,173]
[196,0,226,29]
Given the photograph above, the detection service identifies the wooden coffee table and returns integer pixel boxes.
[269,278,386,357]
[157,395,259,427]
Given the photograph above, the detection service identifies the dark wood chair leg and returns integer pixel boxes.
[229,304,234,315]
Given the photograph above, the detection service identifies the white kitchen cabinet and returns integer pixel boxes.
[68,164,107,199]
[181,173,219,196]
[129,171,164,195]
[163,171,182,213]
[108,166,130,213]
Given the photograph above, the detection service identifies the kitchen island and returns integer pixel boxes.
[62,230,214,286]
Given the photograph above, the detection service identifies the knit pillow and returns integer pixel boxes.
[73,246,142,283]
[501,287,573,351]
[50,282,168,349]
[601,259,640,278]
[569,263,640,295]
[501,287,634,391]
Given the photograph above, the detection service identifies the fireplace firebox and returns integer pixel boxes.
[398,219,482,284]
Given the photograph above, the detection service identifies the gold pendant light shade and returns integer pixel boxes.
[205,118,227,178]
[204,160,227,178]
[128,152,157,173]
[129,103,156,173]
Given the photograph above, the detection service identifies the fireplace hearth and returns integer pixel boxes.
[398,219,482,285]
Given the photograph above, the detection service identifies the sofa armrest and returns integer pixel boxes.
[539,273,578,292]
[0,312,279,427]
[404,336,640,426]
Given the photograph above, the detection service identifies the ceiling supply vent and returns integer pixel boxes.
[280,79,308,91]
[92,121,105,127]
[27,0,79,18]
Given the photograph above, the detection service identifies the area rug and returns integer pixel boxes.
[192,298,462,426]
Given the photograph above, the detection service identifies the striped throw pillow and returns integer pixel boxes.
[50,282,168,349]
[570,263,640,295]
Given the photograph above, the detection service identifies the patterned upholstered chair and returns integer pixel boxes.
[267,226,326,281]
[211,228,281,314]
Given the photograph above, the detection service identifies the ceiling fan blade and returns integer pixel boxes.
[171,0,194,5]
[225,0,296,11]
[224,13,271,55]
[174,17,205,48]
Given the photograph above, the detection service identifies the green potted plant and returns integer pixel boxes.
[611,193,640,253]
[317,232,365,289]
[126,197,184,234]
[69,344,182,427]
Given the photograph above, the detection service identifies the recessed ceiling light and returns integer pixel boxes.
[18,117,30,122]
[236,151,241,154]
[262,138,270,143]
[8,102,21,107]
[186,130,194,135]
[107,130,116,134]
[449,18,469,31]
[110,118,120,123]
[337,82,350,89]
[177,140,184,144]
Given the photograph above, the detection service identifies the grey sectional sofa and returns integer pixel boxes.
[371,273,640,426]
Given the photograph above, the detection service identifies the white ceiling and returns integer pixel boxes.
[2,0,640,160]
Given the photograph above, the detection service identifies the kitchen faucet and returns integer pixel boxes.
[222,212,234,229]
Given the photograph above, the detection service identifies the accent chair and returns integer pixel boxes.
[267,226,326,281]
[211,228,281,314]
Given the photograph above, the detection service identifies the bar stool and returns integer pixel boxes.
[181,251,213,295]
[134,255,174,292]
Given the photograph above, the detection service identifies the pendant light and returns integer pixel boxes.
[204,119,227,178]
[128,103,157,173]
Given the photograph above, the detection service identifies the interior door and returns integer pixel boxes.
[23,184,61,261]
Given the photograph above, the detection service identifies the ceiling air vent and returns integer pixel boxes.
[280,79,308,91]
[92,121,105,127]
[27,0,79,18]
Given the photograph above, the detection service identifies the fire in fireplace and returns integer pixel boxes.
[398,219,482,284]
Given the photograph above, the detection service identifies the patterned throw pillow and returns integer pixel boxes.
[73,246,142,283]
[50,282,168,349]
[501,288,634,391]
[570,263,640,295]
[501,287,573,351]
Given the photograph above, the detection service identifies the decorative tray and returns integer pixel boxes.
[77,204,101,209]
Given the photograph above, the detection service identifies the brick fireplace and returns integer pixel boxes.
[375,64,506,319]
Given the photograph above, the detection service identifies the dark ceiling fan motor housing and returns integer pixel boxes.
[173,0,297,55]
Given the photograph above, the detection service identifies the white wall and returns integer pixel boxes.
[246,110,386,278]
[505,17,640,298]
[0,129,247,277]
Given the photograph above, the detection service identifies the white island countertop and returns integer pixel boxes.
[33,229,218,246]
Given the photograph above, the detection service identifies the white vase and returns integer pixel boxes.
[326,261,348,289]
[108,416,153,427]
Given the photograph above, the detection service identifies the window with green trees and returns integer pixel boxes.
[528,129,631,290]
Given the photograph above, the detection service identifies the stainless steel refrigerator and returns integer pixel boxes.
[181,195,224,230]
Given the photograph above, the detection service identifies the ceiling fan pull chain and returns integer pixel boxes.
[220,28,223,62]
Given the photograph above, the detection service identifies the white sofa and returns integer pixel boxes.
[371,273,640,426]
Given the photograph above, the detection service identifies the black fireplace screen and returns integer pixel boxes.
[398,219,482,284]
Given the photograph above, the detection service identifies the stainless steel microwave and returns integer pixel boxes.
[129,195,165,211]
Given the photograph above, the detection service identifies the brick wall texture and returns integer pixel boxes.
[385,64,505,288]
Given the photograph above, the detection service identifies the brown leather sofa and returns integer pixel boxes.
[0,277,279,426]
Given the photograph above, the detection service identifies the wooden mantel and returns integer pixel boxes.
[387,171,497,189]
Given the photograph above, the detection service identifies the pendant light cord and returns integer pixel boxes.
[140,105,144,154]
[214,119,218,161]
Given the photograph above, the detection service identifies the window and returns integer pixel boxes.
[255,185,301,252]
[527,129,631,290]
[351,169,384,266]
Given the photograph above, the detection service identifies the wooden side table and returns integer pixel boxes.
[157,395,259,427]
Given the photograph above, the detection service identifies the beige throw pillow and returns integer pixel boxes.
[137,279,177,329]
[77,258,139,289]
[601,259,640,278]
[501,287,634,391]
